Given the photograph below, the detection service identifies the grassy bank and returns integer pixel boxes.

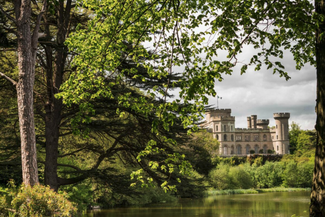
[205,187,311,196]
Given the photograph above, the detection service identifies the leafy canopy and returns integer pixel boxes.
[58,0,319,187]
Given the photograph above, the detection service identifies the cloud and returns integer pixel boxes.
[208,55,316,130]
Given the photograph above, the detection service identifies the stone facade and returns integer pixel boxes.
[203,109,290,156]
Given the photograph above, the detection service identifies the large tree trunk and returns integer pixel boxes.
[310,0,325,216]
[15,0,39,186]
[43,0,70,191]
[14,0,46,186]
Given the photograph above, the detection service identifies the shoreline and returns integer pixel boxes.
[205,187,311,196]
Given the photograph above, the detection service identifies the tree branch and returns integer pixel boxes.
[0,6,16,24]
[31,0,47,50]
[0,72,17,86]
[57,163,82,171]
[58,148,87,158]
[58,173,89,186]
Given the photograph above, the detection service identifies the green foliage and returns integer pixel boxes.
[282,161,299,187]
[253,157,264,167]
[0,182,76,216]
[289,122,301,153]
[208,153,314,190]
[253,161,284,188]
[190,130,219,156]
[267,149,274,154]
[229,165,253,189]
[183,130,218,175]
[60,182,95,212]
[296,161,314,187]
[209,163,230,190]
[206,187,310,196]
[289,122,316,155]
[57,0,318,191]
[209,163,253,190]
[282,160,314,188]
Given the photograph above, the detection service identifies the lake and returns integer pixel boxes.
[84,191,310,217]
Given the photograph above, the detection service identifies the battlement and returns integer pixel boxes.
[273,113,290,118]
[208,108,231,113]
[257,119,269,125]
[235,128,267,131]
[235,128,249,131]
[209,116,235,121]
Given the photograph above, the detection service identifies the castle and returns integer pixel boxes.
[203,109,290,156]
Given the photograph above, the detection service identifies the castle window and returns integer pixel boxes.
[276,125,278,129]
[236,145,242,154]
[263,145,267,154]
[223,146,228,155]
[254,145,259,154]
[216,135,219,140]
[276,135,278,139]
[224,134,227,141]
[263,134,267,141]
[216,125,218,132]
[231,134,234,141]
[231,146,234,154]
[245,135,250,141]
[277,146,279,151]
[224,125,227,132]
[253,135,259,142]
[246,145,250,154]
[236,135,242,141]
[231,125,233,131]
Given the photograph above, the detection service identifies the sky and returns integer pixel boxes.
[207,49,316,130]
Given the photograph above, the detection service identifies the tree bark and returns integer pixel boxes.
[310,0,325,216]
[14,0,45,186]
[43,0,70,191]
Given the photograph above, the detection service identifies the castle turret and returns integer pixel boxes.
[205,109,235,156]
[273,113,290,154]
[251,115,257,129]
[247,117,251,128]
[256,119,269,130]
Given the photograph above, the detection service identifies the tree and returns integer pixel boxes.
[310,0,325,214]
[1,0,325,214]
[289,121,302,154]
[0,0,48,186]
[60,0,325,215]
[1,0,197,193]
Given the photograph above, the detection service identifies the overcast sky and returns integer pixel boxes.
[207,49,316,130]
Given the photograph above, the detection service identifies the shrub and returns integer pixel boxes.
[250,150,255,154]
[254,161,284,188]
[229,166,253,189]
[209,163,230,190]
[282,160,298,187]
[0,182,76,216]
[267,149,274,154]
[259,149,264,154]
[296,161,314,187]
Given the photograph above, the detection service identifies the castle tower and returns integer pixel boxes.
[205,109,235,155]
[251,115,257,129]
[256,119,269,130]
[273,113,290,154]
[247,117,252,128]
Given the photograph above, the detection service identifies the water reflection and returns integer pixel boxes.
[85,191,310,217]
